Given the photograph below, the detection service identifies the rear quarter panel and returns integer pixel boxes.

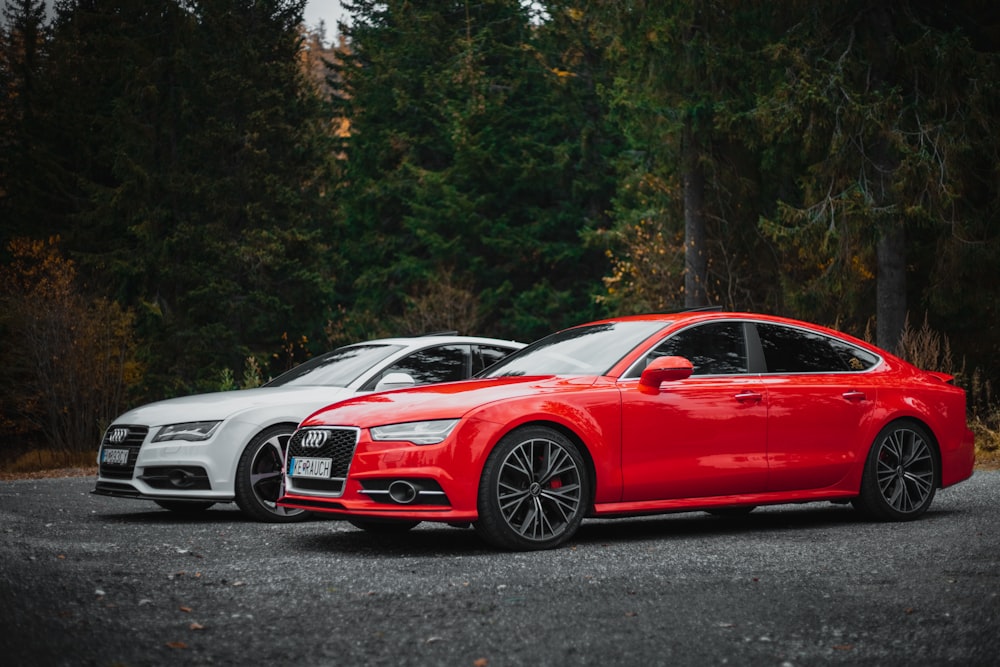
[875,375,974,488]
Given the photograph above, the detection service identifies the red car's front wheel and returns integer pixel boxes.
[475,425,589,551]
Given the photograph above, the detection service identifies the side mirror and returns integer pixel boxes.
[375,372,416,391]
[639,356,694,392]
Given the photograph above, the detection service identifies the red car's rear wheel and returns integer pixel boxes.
[853,420,938,521]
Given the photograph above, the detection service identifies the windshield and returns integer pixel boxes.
[265,344,404,388]
[481,321,668,378]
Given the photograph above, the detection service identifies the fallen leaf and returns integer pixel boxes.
[189,622,205,631]
[166,641,188,649]
[832,644,854,651]
[473,659,489,667]
[179,606,192,613]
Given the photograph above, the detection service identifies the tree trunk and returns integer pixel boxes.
[683,120,708,308]
[869,6,906,353]
[876,222,906,352]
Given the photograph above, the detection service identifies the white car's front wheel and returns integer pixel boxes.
[235,425,310,523]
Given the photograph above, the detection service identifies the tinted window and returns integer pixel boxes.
[474,345,517,374]
[756,323,877,373]
[372,344,470,387]
[629,321,748,376]
[265,344,404,388]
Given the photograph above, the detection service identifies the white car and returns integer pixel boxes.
[94,334,524,522]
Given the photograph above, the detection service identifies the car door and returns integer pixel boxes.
[619,321,769,502]
[752,322,881,492]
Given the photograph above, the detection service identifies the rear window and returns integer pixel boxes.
[756,323,878,373]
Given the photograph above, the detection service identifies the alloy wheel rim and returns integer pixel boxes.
[251,433,303,517]
[875,427,934,513]
[496,437,582,542]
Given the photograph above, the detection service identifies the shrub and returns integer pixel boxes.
[895,313,1000,467]
[0,237,142,456]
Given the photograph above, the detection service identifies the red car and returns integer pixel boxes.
[279,312,975,550]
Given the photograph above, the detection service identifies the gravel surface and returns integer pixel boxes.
[2,472,999,666]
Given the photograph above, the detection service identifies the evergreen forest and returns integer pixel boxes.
[1,0,999,461]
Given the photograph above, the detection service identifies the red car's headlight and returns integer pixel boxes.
[369,419,460,445]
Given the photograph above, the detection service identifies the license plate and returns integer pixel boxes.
[289,456,332,479]
[102,448,129,465]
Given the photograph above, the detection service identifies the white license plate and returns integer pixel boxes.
[102,448,129,465]
[289,456,332,479]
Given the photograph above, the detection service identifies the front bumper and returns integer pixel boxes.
[278,425,484,523]
[94,421,250,502]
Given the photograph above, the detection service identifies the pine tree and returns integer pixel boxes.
[0,0,53,242]
[16,0,340,393]
[592,0,782,313]
[333,0,615,342]
[758,1,1000,349]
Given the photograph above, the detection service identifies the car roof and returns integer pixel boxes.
[344,334,526,349]
[580,310,877,351]
[584,310,825,328]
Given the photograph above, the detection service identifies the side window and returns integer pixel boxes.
[830,337,880,371]
[756,323,876,373]
[635,322,748,376]
[372,344,470,387]
[473,345,517,374]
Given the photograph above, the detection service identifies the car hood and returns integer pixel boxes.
[300,375,600,428]
[113,386,358,427]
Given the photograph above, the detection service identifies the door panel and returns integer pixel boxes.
[751,322,880,491]
[763,375,876,491]
[620,376,768,501]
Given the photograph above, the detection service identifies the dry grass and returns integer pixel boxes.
[0,465,97,480]
[0,449,97,480]
[973,419,1000,470]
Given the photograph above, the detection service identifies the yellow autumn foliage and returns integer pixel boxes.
[0,237,143,455]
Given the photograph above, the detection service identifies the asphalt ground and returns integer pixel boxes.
[2,471,999,666]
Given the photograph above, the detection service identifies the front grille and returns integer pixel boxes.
[286,427,359,495]
[98,425,148,479]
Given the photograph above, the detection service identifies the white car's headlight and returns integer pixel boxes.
[369,419,459,445]
[153,421,223,442]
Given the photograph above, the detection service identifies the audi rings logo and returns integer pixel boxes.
[108,427,129,443]
[301,429,329,449]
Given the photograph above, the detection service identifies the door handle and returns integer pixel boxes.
[734,391,762,403]
[842,390,867,402]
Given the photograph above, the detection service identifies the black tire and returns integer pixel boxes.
[235,425,310,523]
[474,425,589,551]
[347,518,420,533]
[154,500,215,513]
[852,420,938,521]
